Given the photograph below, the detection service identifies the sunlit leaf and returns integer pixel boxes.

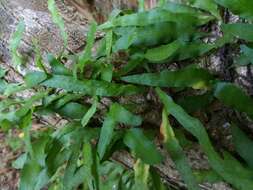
[161,109,199,190]
[33,40,47,73]
[144,40,181,62]
[56,102,88,119]
[81,97,98,127]
[9,20,25,67]
[20,111,33,157]
[76,22,97,74]
[47,54,71,76]
[48,0,68,48]
[133,159,149,190]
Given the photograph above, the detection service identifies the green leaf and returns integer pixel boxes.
[175,42,215,61]
[177,92,214,113]
[124,128,162,165]
[12,153,27,169]
[16,92,48,118]
[156,88,253,190]
[63,143,82,190]
[214,82,253,120]
[99,161,130,190]
[115,53,144,77]
[33,41,47,73]
[4,83,27,97]
[97,104,142,159]
[97,126,114,159]
[48,0,68,48]
[42,74,143,96]
[122,65,214,89]
[34,169,50,190]
[24,72,48,87]
[133,159,149,190]
[138,0,145,12]
[83,142,99,190]
[54,94,83,109]
[47,54,71,75]
[19,159,42,190]
[235,45,253,66]
[222,23,253,42]
[113,27,136,51]
[111,104,142,126]
[20,111,34,158]
[114,22,194,49]
[101,64,113,82]
[158,0,166,7]
[144,40,181,62]
[56,102,88,119]
[76,22,97,75]
[189,0,220,18]
[99,8,213,30]
[81,97,98,127]
[105,30,113,59]
[193,169,222,184]
[150,168,166,190]
[231,124,253,169]
[215,0,253,21]
[32,135,51,167]
[162,2,215,20]
[83,143,95,189]
[0,67,6,78]
[0,80,7,93]
[161,109,199,190]
[9,20,25,67]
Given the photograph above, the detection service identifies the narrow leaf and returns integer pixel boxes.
[231,124,253,169]
[81,97,98,127]
[99,8,213,30]
[124,128,162,165]
[42,74,143,97]
[190,0,220,18]
[156,88,253,190]
[48,0,68,48]
[144,40,180,62]
[161,109,199,190]
[122,65,214,89]
[133,159,149,190]
[214,82,253,120]
[9,20,25,67]
[215,0,253,21]
[97,104,142,159]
